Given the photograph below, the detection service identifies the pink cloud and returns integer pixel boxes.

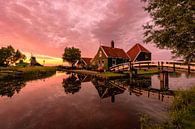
[0,0,172,60]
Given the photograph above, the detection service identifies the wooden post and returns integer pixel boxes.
[158,61,160,70]
[160,71,169,90]
[161,62,164,70]
[148,62,150,69]
[111,95,115,103]
[139,63,141,70]
[188,63,191,73]
[147,90,150,98]
[164,71,169,89]
[160,72,164,90]
[134,69,137,75]
[173,63,175,72]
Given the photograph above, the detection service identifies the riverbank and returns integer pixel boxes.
[0,66,57,80]
[140,86,195,129]
[66,70,128,79]
[67,69,161,79]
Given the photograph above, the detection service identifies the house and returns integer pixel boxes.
[76,57,92,69]
[127,43,151,62]
[91,41,129,70]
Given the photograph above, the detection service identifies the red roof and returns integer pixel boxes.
[127,43,151,61]
[101,46,129,59]
[81,57,92,65]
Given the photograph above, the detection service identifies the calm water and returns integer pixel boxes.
[0,72,195,129]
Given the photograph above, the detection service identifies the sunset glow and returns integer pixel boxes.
[0,0,173,65]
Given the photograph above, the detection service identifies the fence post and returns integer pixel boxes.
[158,61,160,70]
[161,62,164,70]
[188,63,191,73]
[173,63,175,72]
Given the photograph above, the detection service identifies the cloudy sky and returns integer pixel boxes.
[0,0,172,65]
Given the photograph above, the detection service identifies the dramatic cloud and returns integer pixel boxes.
[0,0,172,61]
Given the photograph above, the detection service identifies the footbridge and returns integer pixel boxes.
[109,60,195,73]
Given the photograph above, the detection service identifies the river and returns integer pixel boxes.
[0,72,195,129]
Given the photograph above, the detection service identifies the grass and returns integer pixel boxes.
[67,70,128,79]
[0,66,57,80]
[137,69,160,75]
[97,72,127,77]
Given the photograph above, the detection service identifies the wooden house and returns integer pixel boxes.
[76,57,92,69]
[127,43,151,62]
[91,41,129,70]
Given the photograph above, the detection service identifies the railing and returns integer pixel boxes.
[109,60,195,73]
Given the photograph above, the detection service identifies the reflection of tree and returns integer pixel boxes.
[0,80,26,97]
[62,74,81,94]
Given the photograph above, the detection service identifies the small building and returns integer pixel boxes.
[30,56,42,66]
[92,41,129,70]
[76,57,92,69]
[127,43,151,62]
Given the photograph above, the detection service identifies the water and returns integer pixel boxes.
[0,72,195,129]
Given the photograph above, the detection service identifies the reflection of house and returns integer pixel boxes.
[92,41,129,70]
[76,57,92,69]
[127,43,151,62]
[91,79,125,102]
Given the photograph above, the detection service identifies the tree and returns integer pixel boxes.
[142,0,195,62]
[62,47,81,67]
[0,45,26,66]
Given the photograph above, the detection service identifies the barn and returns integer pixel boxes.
[127,43,151,62]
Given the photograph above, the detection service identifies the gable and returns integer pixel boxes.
[127,43,151,61]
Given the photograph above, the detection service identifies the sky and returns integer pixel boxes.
[0,0,173,65]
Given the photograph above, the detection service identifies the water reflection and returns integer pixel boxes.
[62,73,81,94]
[0,72,195,129]
[75,74,174,103]
[91,78,126,103]
[0,80,26,97]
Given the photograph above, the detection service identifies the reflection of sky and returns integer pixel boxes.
[0,73,168,129]
[151,73,195,90]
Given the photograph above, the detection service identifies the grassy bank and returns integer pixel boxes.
[0,66,57,80]
[140,87,195,129]
[67,70,128,79]
[136,69,160,75]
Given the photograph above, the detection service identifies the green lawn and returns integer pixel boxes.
[137,69,160,75]
[68,70,127,78]
[97,72,126,77]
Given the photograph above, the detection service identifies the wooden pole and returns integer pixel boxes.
[164,71,169,89]
[158,61,160,70]
[188,63,191,73]
[161,62,164,71]
[173,63,175,72]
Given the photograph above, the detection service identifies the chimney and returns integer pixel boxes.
[111,40,114,48]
